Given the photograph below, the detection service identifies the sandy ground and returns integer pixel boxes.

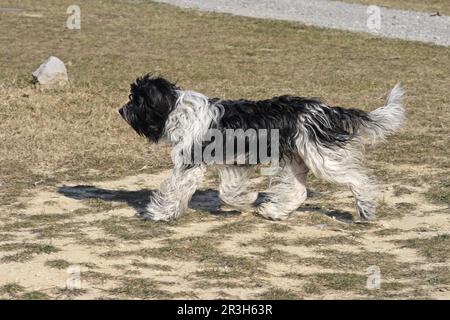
[0,163,448,299]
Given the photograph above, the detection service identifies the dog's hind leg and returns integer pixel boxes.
[218,165,258,211]
[256,158,308,220]
[301,144,379,221]
[141,165,206,221]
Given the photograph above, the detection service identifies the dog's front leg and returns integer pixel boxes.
[141,165,206,221]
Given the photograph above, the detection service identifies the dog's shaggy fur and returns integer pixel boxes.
[119,75,405,221]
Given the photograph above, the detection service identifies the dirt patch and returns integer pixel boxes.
[1,163,449,299]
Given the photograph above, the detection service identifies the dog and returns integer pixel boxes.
[119,74,405,221]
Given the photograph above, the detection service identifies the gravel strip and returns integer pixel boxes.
[154,0,450,47]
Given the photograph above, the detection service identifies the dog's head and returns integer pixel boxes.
[119,74,178,143]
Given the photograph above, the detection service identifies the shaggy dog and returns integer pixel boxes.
[119,75,405,221]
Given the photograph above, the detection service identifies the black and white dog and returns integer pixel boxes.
[119,75,404,221]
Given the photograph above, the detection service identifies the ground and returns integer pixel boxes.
[0,0,449,299]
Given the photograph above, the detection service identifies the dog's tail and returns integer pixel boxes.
[360,83,405,144]
[300,83,405,148]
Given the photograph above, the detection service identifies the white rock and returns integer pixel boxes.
[32,56,68,84]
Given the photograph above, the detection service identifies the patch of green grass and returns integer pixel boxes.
[303,248,413,278]
[20,291,51,300]
[291,235,361,246]
[286,272,409,297]
[1,213,87,239]
[372,228,403,236]
[365,281,417,298]
[0,233,16,242]
[109,277,172,299]
[112,264,142,276]
[99,250,131,259]
[195,254,264,279]
[412,226,437,232]
[45,259,71,270]
[395,234,450,262]
[55,287,88,298]
[303,282,323,295]
[74,235,117,247]
[0,282,25,297]
[307,272,367,292]
[245,235,289,247]
[114,236,265,278]
[168,209,212,226]
[376,201,413,220]
[82,271,117,285]
[33,221,88,239]
[248,235,360,249]
[254,248,297,262]
[394,202,417,211]
[131,261,173,271]
[425,182,450,206]
[257,288,300,300]
[424,266,450,286]
[295,211,341,226]
[131,236,221,261]
[0,220,35,232]
[84,198,116,210]
[193,280,245,289]
[209,218,256,234]
[97,216,172,241]
[393,186,414,197]
[0,242,60,263]
[265,223,292,233]
[378,281,408,291]
[293,209,377,230]
[26,213,73,223]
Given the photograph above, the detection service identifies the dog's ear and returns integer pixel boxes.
[133,75,177,108]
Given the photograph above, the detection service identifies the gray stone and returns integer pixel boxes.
[32,56,68,85]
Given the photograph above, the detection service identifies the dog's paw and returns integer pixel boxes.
[137,209,172,222]
[356,201,376,221]
[256,204,290,221]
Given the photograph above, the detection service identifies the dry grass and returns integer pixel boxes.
[108,277,172,299]
[0,242,60,262]
[425,182,450,205]
[1,0,449,200]
[0,282,25,298]
[257,288,300,300]
[342,0,450,15]
[395,234,450,262]
[0,0,449,300]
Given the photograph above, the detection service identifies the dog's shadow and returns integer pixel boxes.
[57,186,235,216]
[57,186,354,223]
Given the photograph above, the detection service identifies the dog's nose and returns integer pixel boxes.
[119,107,124,117]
